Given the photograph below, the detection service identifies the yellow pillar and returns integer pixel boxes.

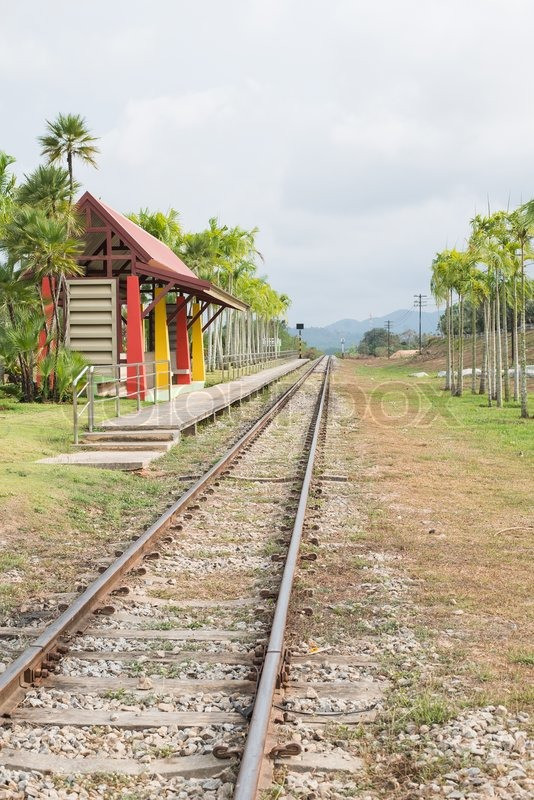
[191,301,206,382]
[154,287,171,390]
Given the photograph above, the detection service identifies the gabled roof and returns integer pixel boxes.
[76,192,247,311]
[78,191,206,286]
[98,196,203,284]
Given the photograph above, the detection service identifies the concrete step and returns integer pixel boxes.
[101,422,184,431]
[39,451,164,470]
[83,430,179,443]
[77,441,175,452]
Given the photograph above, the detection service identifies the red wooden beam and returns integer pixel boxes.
[80,255,136,261]
[167,294,191,325]
[202,305,224,332]
[187,301,210,330]
[141,281,176,319]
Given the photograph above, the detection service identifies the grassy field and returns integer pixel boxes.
[336,355,533,708]
[353,359,534,456]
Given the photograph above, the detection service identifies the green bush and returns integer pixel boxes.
[0,383,21,399]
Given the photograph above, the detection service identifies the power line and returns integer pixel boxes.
[391,308,415,328]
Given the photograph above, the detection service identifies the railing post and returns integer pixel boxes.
[73,386,79,445]
[168,360,172,403]
[115,364,120,418]
[88,367,95,432]
[136,363,141,412]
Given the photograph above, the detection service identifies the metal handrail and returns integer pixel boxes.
[72,359,172,444]
[72,350,300,443]
[219,350,298,382]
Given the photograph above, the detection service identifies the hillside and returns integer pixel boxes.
[291,308,440,352]
[356,330,534,371]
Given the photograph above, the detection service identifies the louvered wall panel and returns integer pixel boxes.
[66,279,117,366]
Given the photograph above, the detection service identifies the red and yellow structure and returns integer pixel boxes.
[56,192,246,399]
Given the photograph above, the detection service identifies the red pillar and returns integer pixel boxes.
[38,277,54,360]
[126,275,147,399]
[175,297,191,385]
[37,277,54,386]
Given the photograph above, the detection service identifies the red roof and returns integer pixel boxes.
[77,191,208,288]
[75,192,247,311]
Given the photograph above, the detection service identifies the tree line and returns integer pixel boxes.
[356,326,427,357]
[0,114,292,402]
[127,210,292,372]
[431,209,533,418]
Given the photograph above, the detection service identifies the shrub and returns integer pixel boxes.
[0,383,21,399]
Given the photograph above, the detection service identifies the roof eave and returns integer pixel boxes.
[202,285,248,312]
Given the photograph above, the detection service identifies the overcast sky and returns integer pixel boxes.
[2,1,534,326]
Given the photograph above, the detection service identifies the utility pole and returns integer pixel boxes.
[384,320,392,359]
[413,294,428,354]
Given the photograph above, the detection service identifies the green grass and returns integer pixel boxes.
[0,367,306,617]
[0,398,151,543]
[0,553,25,573]
[387,690,455,731]
[101,688,139,705]
[353,362,534,458]
[325,722,366,741]
[128,660,186,679]
[509,650,534,666]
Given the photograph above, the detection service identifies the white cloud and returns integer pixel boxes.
[2,0,534,325]
[102,89,235,167]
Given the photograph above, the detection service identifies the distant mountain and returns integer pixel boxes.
[290,309,440,353]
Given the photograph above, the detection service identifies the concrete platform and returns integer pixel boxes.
[101,358,307,431]
[38,359,307,471]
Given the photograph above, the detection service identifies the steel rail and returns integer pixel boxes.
[233,356,331,800]
[0,357,324,714]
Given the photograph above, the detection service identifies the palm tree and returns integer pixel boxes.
[0,259,37,325]
[0,260,39,392]
[446,249,474,397]
[510,206,531,418]
[431,250,455,392]
[470,213,516,407]
[0,307,45,401]
[39,113,99,200]
[2,207,83,398]
[0,151,16,214]
[128,208,183,252]
[18,164,79,216]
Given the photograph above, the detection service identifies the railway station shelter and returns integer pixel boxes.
[51,192,247,399]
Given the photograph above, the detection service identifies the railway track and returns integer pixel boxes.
[0,356,382,799]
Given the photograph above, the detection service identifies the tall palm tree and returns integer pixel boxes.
[447,249,474,397]
[510,206,531,418]
[431,250,455,392]
[39,113,99,200]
